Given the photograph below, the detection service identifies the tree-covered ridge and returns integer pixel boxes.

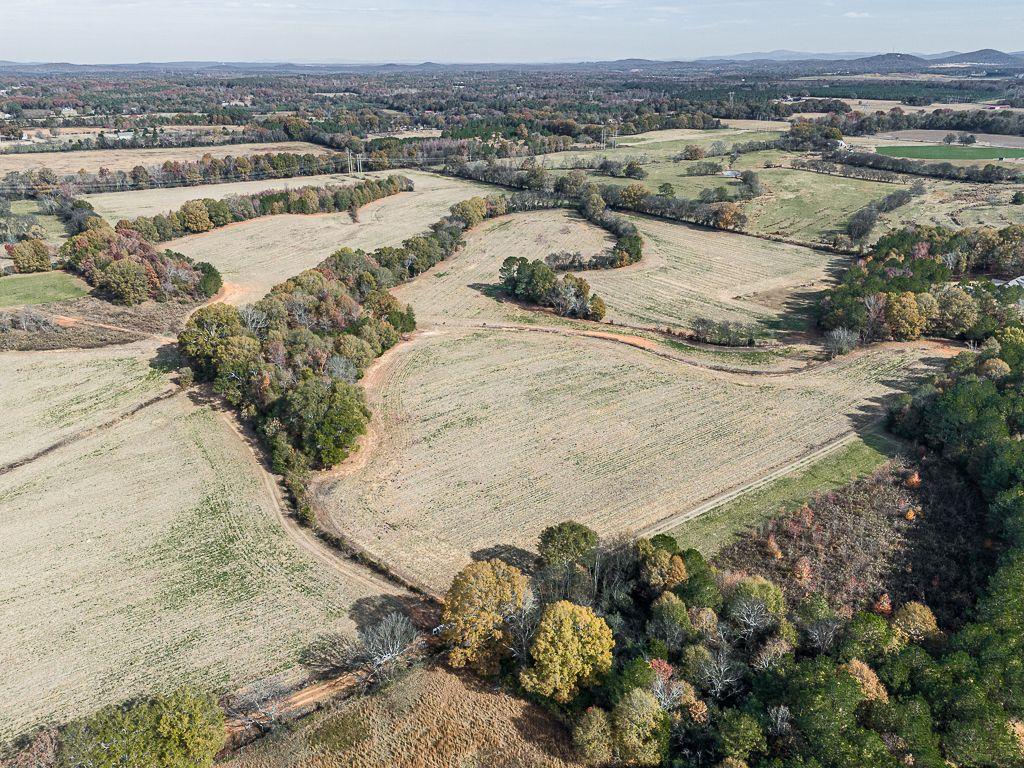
[819,224,1024,348]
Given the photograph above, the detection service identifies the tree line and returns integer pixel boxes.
[824,149,1022,184]
[0,151,353,198]
[445,159,756,236]
[113,176,412,242]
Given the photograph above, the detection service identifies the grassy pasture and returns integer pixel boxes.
[876,144,1024,160]
[0,342,407,740]
[739,167,902,243]
[0,271,88,308]
[165,171,493,306]
[0,141,330,176]
[314,328,935,592]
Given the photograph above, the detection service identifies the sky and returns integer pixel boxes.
[3,0,1023,65]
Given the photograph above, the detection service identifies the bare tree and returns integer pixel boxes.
[240,304,270,337]
[697,647,744,700]
[825,327,858,358]
[729,597,775,641]
[804,618,843,653]
[766,705,793,737]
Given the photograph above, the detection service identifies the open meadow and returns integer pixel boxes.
[165,172,493,306]
[0,340,408,740]
[396,206,843,333]
[314,328,939,592]
[0,141,330,176]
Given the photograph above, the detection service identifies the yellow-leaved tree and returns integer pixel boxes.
[520,600,614,703]
[441,559,527,676]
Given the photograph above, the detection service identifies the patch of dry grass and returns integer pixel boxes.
[220,667,582,768]
[165,172,494,306]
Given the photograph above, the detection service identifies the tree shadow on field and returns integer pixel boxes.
[471,544,538,576]
[348,594,437,633]
[468,282,508,301]
[148,342,181,373]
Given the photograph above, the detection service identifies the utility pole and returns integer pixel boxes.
[346,148,353,174]
[729,91,735,106]
[356,153,363,173]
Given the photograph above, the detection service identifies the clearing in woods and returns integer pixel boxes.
[0,340,408,740]
[0,141,330,177]
[165,172,494,306]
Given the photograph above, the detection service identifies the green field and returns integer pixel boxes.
[876,145,1024,160]
[0,271,89,307]
[671,431,900,557]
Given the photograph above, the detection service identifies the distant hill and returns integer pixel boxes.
[697,50,880,62]
[931,49,1021,65]
[837,52,930,72]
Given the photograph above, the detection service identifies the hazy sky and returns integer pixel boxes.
[4,0,1023,64]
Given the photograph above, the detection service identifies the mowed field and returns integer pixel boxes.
[166,172,494,306]
[84,172,361,221]
[587,216,844,329]
[313,328,935,592]
[0,341,407,739]
[0,141,330,176]
[392,210,615,327]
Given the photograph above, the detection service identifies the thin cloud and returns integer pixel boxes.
[843,11,872,18]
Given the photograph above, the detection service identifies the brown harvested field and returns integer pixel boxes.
[720,118,795,131]
[0,340,407,740]
[313,327,938,592]
[395,207,840,333]
[586,216,844,329]
[166,171,494,306]
[220,667,582,768]
[84,172,360,222]
[0,141,330,176]
[842,98,1022,114]
[0,341,167,467]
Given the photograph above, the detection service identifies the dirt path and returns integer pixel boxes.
[210,405,415,598]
